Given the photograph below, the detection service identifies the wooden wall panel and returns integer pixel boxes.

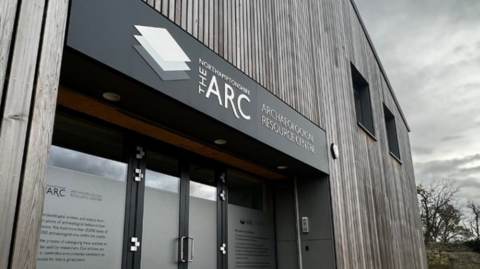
[0,0,47,267]
[142,0,428,268]
[150,0,321,124]
[10,0,69,267]
[0,0,19,105]
[0,0,68,268]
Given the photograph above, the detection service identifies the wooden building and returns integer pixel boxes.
[0,0,427,268]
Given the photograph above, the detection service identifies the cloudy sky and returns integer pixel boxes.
[355,0,480,205]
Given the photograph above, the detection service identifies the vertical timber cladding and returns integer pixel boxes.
[144,1,426,269]
[0,0,69,268]
[67,0,329,174]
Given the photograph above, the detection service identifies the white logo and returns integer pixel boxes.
[133,25,191,81]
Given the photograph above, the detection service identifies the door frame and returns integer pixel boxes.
[124,134,229,269]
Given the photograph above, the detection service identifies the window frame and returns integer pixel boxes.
[383,104,401,162]
[350,63,376,138]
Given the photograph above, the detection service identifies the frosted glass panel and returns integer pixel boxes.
[141,152,180,269]
[189,197,217,269]
[227,170,276,269]
[228,204,277,269]
[36,147,127,269]
[188,165,217,269]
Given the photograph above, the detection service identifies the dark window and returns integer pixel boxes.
[383,105,401,160]
[351,63,375,136]
[227,169,266,211]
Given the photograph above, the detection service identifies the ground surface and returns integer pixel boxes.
[427,243,480,269]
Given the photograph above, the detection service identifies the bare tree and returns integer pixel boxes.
[466,200,480,240]
[437,203,469,242]
[417,178,462,243]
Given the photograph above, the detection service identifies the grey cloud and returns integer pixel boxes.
[457,177,480,189]
[459,166,480,176]
[441,135,463,142]
[458,83,480,92]
[415,154,480,181]
[356,0,480,27]
[454,177,480,207]
[456,187,480,203]
[452,45,466,53]
[443,55,480,72]
[412,146,434,155]
[457,192,480,203]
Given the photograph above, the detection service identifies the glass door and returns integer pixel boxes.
[36,115,129,269]
[188,164,219,269]
[227,169,277,269]
[139,150,227,269]
[37,113,275,269]
[140,151,180,269]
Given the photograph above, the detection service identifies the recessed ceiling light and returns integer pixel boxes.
[102,92,121,101]
[277,166,288,170]
[214,139,227,145]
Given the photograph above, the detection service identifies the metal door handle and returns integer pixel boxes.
[180,236,187,262]
[180,236,194,262]
[188,237,194,262]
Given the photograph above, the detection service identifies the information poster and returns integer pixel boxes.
[36,166,126,269]
[228,205,276,269]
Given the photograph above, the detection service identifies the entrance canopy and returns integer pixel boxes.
[62,0,329,177]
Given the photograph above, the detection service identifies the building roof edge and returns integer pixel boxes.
[349,0,411,132]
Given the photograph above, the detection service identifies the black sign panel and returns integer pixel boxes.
[67,0,329,173]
